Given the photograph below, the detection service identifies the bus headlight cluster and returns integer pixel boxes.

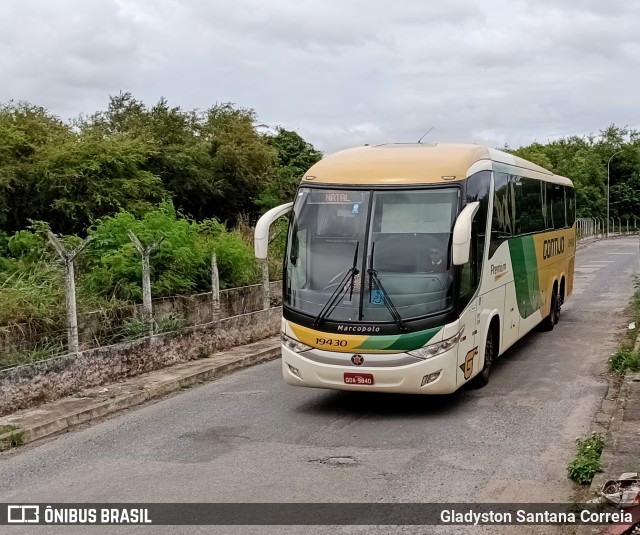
[407,330,462,360]
[281,333,312,353]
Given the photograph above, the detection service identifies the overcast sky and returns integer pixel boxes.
[1,0,639,154]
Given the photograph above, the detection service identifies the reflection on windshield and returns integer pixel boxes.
[285,189,368,322]
[284,187,457,325]
[313,241,360,327]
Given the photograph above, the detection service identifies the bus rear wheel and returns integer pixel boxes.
[554,292,562,324]
[541,290,558,331]
[472,329,494,388]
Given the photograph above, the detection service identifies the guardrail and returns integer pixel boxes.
[576,217,638,240]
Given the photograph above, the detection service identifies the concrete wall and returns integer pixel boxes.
[0,281,282,355]
[0,307,282,415]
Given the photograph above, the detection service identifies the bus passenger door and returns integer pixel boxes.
[457,296,478,386]
[456,217,483,386]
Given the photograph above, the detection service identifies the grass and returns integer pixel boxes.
[0,424,24,449]
[0,339,65,371]
[120,315,147,341]
[0,261,65,329]
[567,432,605,484]
[155,312,186,334]
[609,348,640,374]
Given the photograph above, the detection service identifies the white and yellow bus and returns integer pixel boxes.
[255,143,576,394]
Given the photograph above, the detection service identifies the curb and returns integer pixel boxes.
[0,346,280,450]
[589,325,640,493]
[589,377,628,494]
[578,375,639,535]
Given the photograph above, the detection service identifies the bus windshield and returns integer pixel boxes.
[284,187,458,325]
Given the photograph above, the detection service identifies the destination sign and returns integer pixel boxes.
[307,191,365,205]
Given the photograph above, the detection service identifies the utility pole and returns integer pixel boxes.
[607,149,624,237]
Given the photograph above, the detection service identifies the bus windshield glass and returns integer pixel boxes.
[284,187,458,324]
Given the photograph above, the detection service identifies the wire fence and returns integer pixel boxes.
[0,230,279,371]
[0,282,282,372]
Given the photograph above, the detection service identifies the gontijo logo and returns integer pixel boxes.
[543,237,565,259]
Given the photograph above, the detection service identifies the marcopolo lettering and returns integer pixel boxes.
[543,237,565,260]
[337,325,381,333]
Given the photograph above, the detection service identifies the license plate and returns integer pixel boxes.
[344,373,374,385]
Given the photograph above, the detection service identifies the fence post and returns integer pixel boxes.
[129,231,164,337]
[47,232,92,354]
[211,253,221,321]
[261,259,270,310]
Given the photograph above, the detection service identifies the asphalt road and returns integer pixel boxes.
[1,237,639,535]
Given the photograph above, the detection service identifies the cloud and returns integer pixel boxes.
[0,0,638,154]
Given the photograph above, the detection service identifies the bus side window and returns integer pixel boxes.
[462,170,490,307]
[489,172,512,258]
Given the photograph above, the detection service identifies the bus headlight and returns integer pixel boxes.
[407,329,462,360]
[281,333,312,353]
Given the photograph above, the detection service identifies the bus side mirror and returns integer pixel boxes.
[452,202,480,265]
[254,202,294,259]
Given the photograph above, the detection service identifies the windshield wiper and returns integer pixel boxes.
[368,242,409,332]
[313,242,360,327]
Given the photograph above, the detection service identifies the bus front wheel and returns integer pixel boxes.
[472,329,494,388]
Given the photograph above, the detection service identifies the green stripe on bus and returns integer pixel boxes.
[509,236,541,318]
[354,327,441,351]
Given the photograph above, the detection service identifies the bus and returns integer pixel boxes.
[254,143,576,394]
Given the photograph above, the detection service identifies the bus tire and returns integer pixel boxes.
[472,329,494,388]
[554,290,561,324]
[541,290,558,331]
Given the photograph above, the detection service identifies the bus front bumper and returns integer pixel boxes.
[281,345,459,394]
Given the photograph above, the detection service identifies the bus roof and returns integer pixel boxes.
[301,143,573,187]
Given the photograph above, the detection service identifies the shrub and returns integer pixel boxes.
[567,433,605,484]
[212,231,259,289]
[609,348,640,374]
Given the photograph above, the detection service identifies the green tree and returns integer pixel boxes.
[79,94,280,226]
[258,127,323,209]
[34,133,166,234]
[200,103,278,223]
[0,102,73,232]
[512,126,640,219]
